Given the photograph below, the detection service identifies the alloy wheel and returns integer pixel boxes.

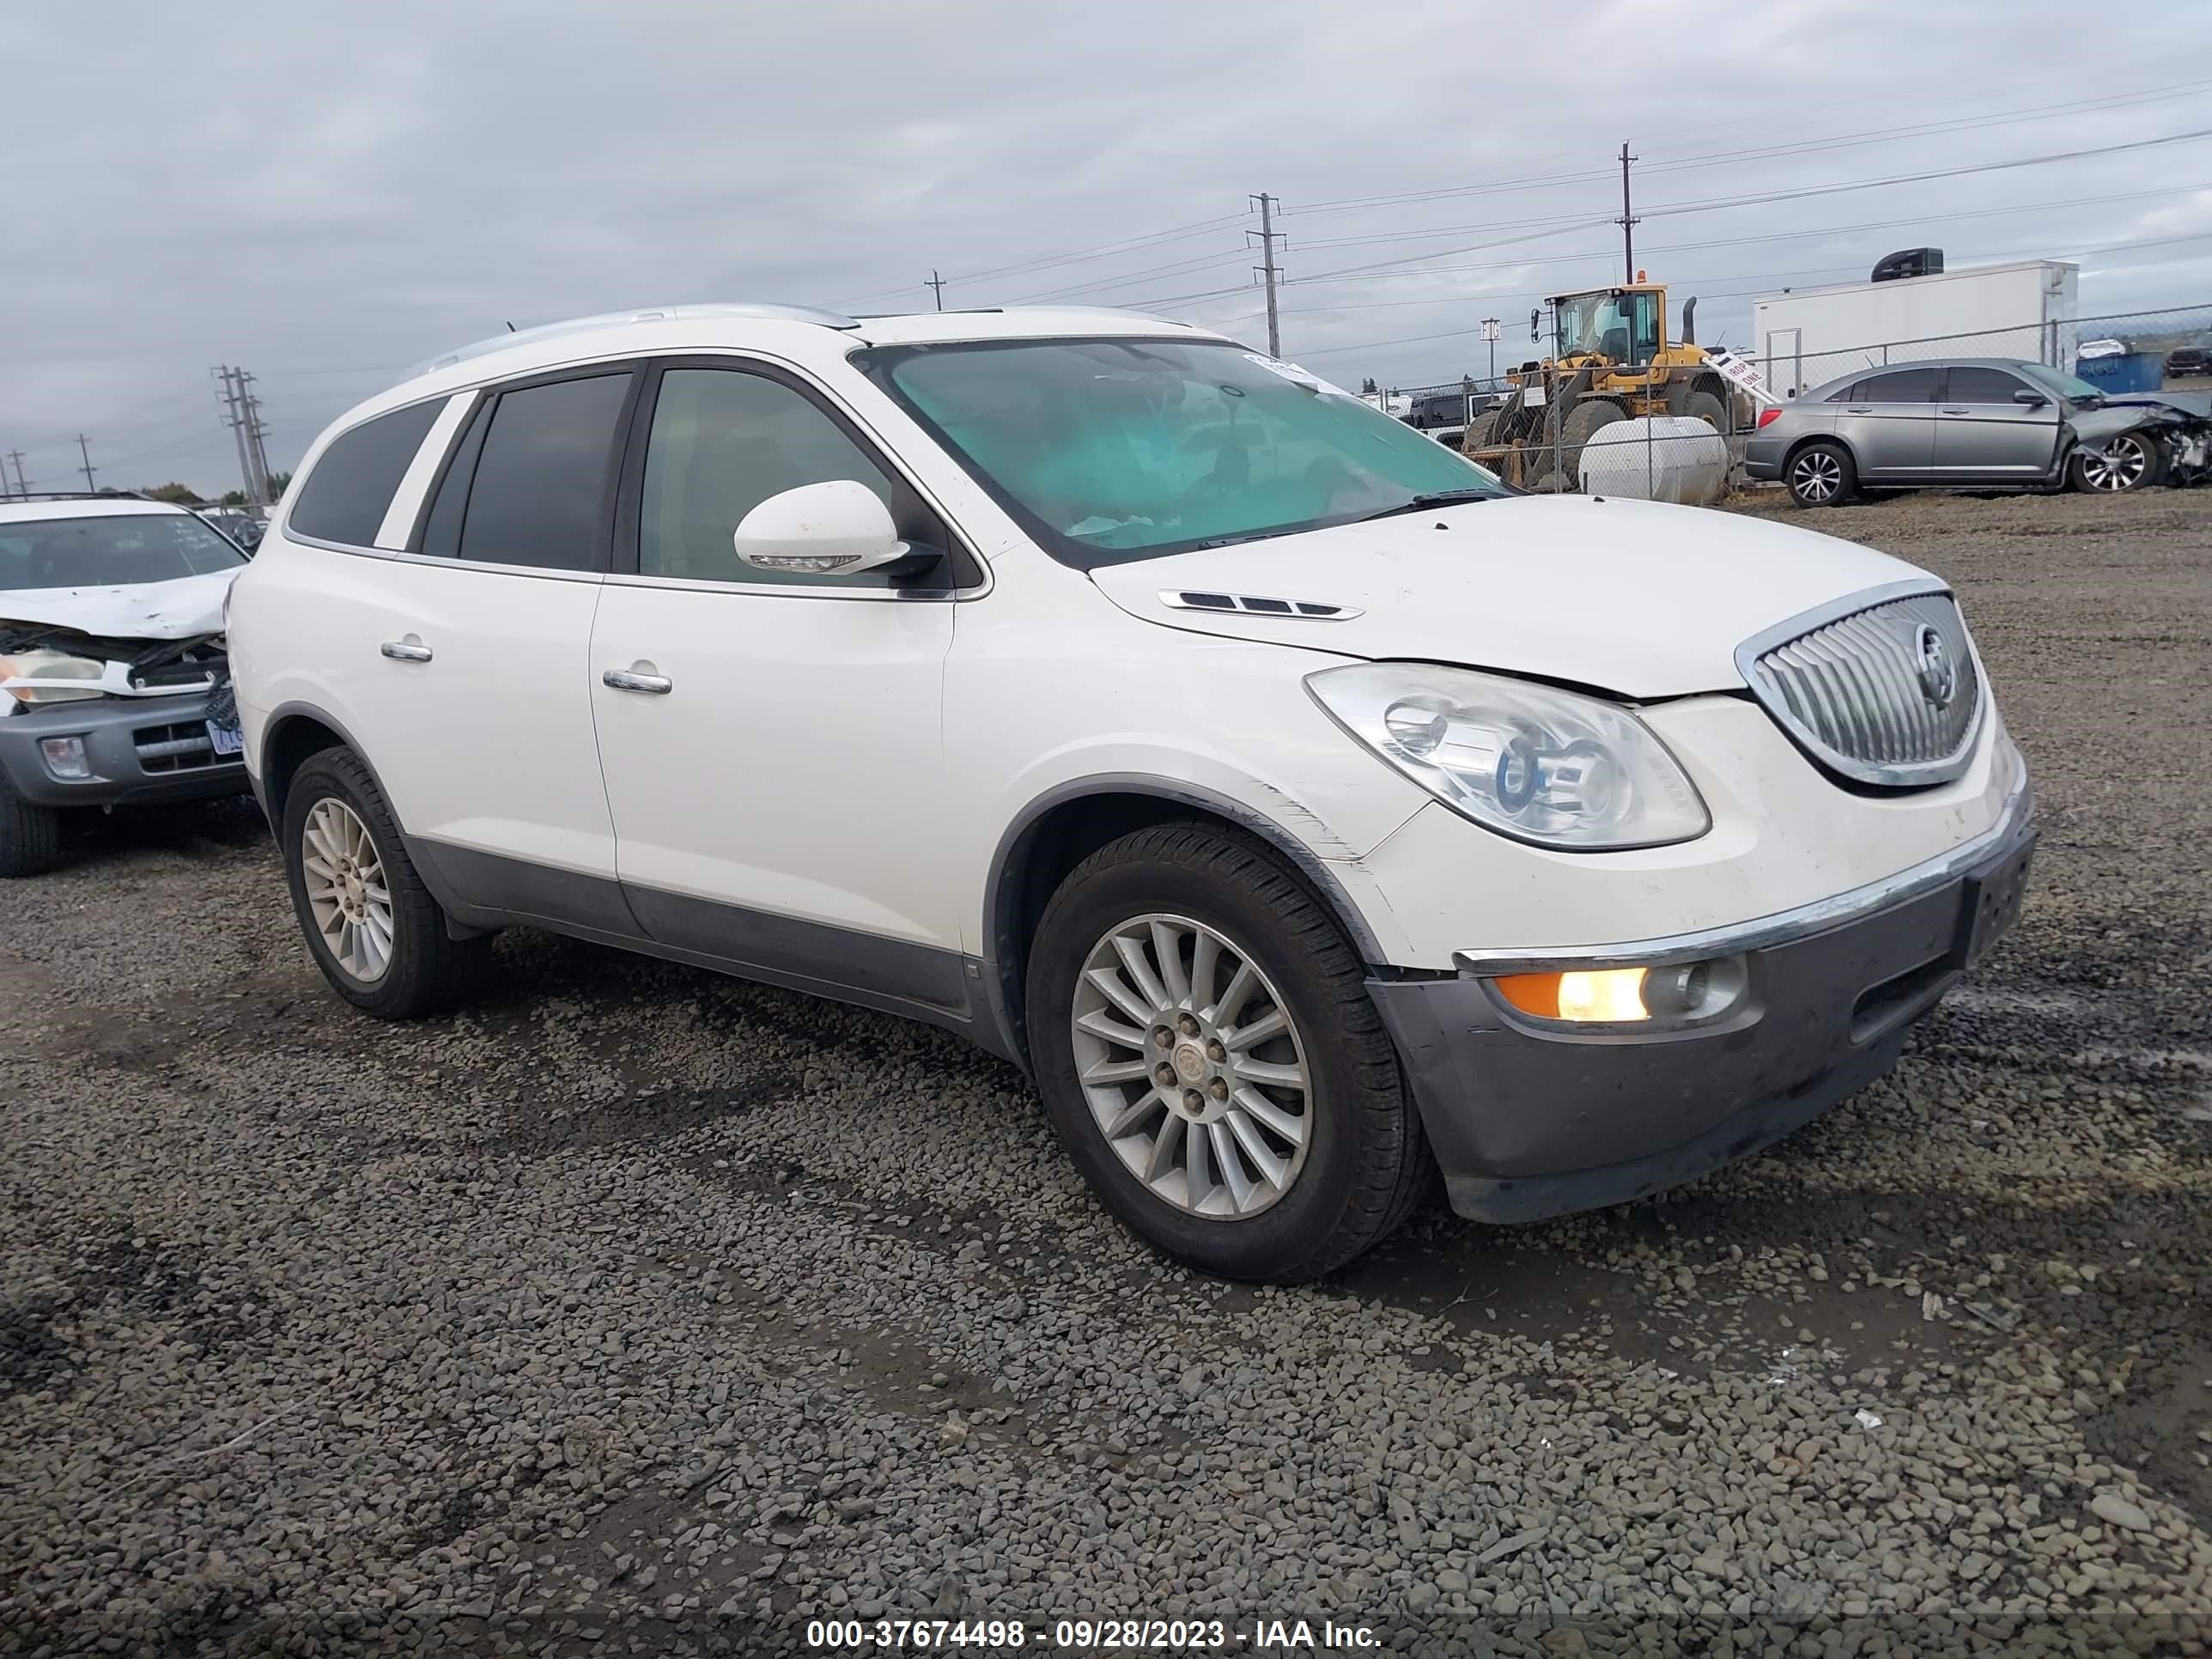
[1067,913,1313,1219]
[301,797,393,983]
[2078,435,2148,491]
[1791,450,1842,503]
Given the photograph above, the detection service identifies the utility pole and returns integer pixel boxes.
[1249,192,1284,357]
[3,450,24,499]
[241,370,274,502]
[76,434,98,494]
[924,270,947,312]
[214,366,270,507]
[1617,141,1639,283]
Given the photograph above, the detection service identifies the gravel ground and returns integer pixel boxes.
[3,489,2209,1657]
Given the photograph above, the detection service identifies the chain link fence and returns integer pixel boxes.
[1358,301,2212,493]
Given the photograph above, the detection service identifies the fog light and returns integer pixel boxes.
[1494,967,1650,1022]
[39,735,90,781]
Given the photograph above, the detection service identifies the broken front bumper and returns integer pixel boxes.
[0,691,247,808]
[1366,775,2036,1224]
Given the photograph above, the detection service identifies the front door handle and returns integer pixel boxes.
[1941,407,1971,415]
[603,666,672,696]
[380,638,433,663]
[1844,406,1873,414]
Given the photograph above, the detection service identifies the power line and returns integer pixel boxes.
[1265,126,2212,297]
[1273,181,2212,295]
[1287,228,2212,362]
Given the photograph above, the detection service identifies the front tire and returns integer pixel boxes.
[0,774,62,878]
[282,747,490,1018]
[2070,430,2163,493]
[1787,440,1856,507]
[1025,823,1431,1283]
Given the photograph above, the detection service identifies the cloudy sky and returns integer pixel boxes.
[5,0,2211,498]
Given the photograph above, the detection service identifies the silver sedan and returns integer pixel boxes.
[1744,357,2185,507]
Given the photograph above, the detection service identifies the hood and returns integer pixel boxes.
[1085,495,1924,698]
[0,569,237,641]
[2090,389,2211,422]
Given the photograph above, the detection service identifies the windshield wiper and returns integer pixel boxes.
[1355,489,1498,523]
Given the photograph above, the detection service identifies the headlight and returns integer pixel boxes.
[0,650,108,706]
[1305,662,1710,850]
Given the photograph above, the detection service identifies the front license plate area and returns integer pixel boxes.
[1960,837,2033,968]
[206,716,245,757]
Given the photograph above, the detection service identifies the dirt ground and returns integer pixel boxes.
[3,487,2209,1656]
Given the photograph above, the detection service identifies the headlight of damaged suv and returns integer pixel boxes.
[1306,663,1710,850]
[0,650,108,707]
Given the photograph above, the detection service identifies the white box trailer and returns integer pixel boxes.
[1750,259,2078,399]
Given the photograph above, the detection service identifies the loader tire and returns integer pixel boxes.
[1559,398,1626,487]
[1679,387,1729,434]
[1461,410,1500,458]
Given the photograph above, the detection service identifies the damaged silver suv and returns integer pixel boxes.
[0,495,248,875]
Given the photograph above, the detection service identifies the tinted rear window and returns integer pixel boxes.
[1859,368,1941,403]
[456,374,632,571]
[288,399,445,545]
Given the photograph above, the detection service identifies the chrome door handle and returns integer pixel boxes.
[1844,406,1873,414]
[602,667,672,696]
[380,639,433,663]
[1941,408,1971,415]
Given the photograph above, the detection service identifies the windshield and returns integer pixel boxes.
[864,338,1503,568]
[2019,362,2106,402]
[1554,292,1631,358]
[0,512,248,592]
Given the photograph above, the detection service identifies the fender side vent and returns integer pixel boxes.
[1159,590,1364,620]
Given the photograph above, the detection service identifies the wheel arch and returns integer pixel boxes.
[981,778,1390,1073]
[1781,431,1855,475]
[258,703,366,828]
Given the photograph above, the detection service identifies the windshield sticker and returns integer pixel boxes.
[1243,354,1354,399]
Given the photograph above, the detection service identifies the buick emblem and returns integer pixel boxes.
[1914,624,1958,709]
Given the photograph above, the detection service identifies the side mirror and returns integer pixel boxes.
[2012,388,2050,407]
[732,480,933,579]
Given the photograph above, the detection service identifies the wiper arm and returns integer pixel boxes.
[1355,489,1498,523]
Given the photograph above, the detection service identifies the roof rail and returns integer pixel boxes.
[1,489,163,505]
[408,302,860,380]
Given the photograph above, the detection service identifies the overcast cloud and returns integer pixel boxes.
[4,0,2211,498]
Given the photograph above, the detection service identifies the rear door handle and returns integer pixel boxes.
[380,638,433,663]
[1941,408,1971,415]
[603,667,672,696]
[1844,406,1873,414]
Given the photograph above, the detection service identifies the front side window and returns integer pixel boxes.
[1626,292,1661,366]
[0,512,246,591]
[866,338,1501,569]
[1945,366,2028,404]
[639,368,897,586]
[289,398,445,545]
[455,373,633,571]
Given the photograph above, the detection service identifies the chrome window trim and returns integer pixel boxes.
[1733,577,1987,789]
[1454,764,2032,976]
[281,532,606,585]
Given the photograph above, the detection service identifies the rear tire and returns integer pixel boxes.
[2069,430,2164,493]
[1786,440,1856,507]
[0,775,62,878]
[1025,823,1431,1283]
[282,747,491,1018]
[1679,387,1729,434]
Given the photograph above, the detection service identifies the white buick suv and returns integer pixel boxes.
[227,303,2033,1282]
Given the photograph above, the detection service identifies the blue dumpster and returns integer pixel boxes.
[2074,352,2164,393]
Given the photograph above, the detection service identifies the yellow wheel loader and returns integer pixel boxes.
[1460,278,1744,489]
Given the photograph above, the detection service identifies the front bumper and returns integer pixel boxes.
[1368,774,2035,1224]
[0,692,248,808]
